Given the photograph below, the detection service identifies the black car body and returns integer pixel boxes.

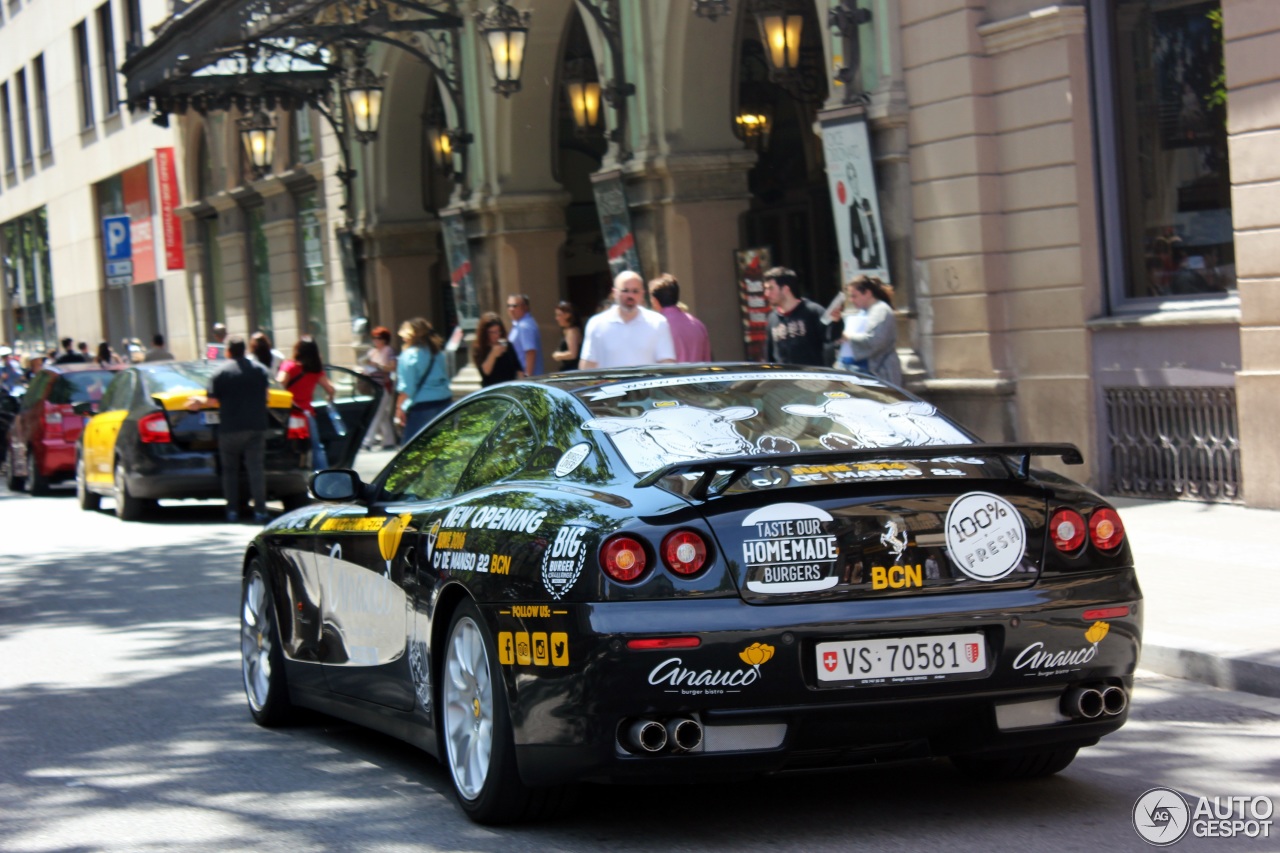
[240,364,1141,824]
[79,360,378,519]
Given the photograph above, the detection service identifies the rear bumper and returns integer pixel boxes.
[123,448,310,500]
[491,568,1142,786]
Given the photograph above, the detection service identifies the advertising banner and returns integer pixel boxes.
[819,109,889,283]
[441,210,479,331]
[155,147,186,270]
[591,171,642,279]
[735,247,772,362]
[122,162,156,285]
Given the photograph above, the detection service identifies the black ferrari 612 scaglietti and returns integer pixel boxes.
[240,364,1141,824]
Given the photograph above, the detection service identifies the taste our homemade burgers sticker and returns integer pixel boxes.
[742,503,840,594]
[944,491,1026,581]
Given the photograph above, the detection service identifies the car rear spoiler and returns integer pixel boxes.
[634,442,1084,501]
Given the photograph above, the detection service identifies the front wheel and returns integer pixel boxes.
[951,746,1079,780]
[441,599,574,824]
[241,560,296,726]
[113,460,146,521]
[76,454,100,511]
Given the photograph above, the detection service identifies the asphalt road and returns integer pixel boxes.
[2,486,1278,852]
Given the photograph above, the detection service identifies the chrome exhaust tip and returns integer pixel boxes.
[1063,687,1105,719]
[666,717,703,752]
[1102,685,1128,716]
[628,719,669,753]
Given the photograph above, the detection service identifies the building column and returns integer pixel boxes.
[473,192,570,371]
[626,150,755,361]
[363,218,442,335]
[1224,0,1280,508]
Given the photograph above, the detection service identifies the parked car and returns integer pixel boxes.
[77,359,378,520]
[238,364,1141,824]
[3,362,124,494]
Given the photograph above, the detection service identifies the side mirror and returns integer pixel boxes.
[310,469,362,502]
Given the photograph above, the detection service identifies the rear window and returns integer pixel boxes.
[574,371,980,477]
[141,362,222,394]
[50,371,114,405]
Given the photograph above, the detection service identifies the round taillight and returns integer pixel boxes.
[1049,508,1086,552]
[661,530,708,576]
[1089,507,1125,551]
[601,535,647,583]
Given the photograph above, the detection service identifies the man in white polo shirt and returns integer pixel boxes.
[580,270,677,369]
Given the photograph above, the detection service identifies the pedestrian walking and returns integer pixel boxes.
[54,337,87,364]
[360,326,398,450]
[144,333,174,362]
[840,275,902,385]
[184,336,271,523]
[505,294,544,376]
[277,336,337,470]
[394,317,451,445]
[550,301,582,371]
[763,267,828,367]
[474,312,524,387]
[649,273,711,363]
[579,271,677,369]
[205,322,228,359]
[249,331,284,375]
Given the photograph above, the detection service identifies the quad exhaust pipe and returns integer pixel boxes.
[624,717,704,754]
[1062,684,1128,720]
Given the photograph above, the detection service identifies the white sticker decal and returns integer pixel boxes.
[741,503,840,593]
[582,405,757,474]
[555,442,592,477]
[783,398,971,448]
[542,525,590,599]
[944,492,1026,581]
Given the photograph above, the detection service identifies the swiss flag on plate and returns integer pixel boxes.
[823,651,837,672]
[965,643,980,664]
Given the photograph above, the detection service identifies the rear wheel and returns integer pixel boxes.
[114,460,146,521]
[241,559,296,726]
[76,453,100,511]
[951,746,1079,780]
[441,599,574,824]
[27,446,50,496]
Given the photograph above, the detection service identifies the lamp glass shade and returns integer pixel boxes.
[485,27,528,84]
[567,80,601,129]
[757,12,803,72]
[241,125,276,171]
[345,86,383,137]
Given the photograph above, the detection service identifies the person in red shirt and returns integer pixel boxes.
[277,336,336,469]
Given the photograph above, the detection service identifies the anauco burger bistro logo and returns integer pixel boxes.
[648,642,776,696]
[1012,621,1110,674]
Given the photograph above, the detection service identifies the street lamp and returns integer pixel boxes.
[757,7,803,81]
[342,61,385,144]
[476,0,531,97]
[238,110,277,177]
[735,108,772,151]
[563,58,601,136]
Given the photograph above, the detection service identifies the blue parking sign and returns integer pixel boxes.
[103,215,132,261]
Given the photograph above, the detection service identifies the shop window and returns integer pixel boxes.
[1109,0,1234,301]
[2,208,54,351]
[74,20,95,130]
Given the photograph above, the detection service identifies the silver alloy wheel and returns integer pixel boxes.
[241,573,274,712]
[443,615,494,801]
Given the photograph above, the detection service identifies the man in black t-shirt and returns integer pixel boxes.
[763,267,829,367]
[186,336,270,523]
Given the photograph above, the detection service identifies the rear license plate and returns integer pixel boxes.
[816,632,986,684]
[203,411,220,425]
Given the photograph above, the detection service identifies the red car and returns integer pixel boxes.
[3,362,123,495]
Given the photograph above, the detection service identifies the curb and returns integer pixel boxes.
[1140,640,1280,700]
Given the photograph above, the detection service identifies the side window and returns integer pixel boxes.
[101,372,134,411]
[380,398,512,503]
[457,406,537,494]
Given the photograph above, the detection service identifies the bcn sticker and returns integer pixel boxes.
[870,564,922,590]
[498,631,569,667]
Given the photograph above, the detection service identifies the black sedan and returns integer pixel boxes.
[240,364,1141,824]
[79,360,378,519]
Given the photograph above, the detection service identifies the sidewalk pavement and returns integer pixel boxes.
[350,448,1279,699]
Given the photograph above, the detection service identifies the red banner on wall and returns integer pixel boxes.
[155,147,186,270]
[123,162,156,285]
